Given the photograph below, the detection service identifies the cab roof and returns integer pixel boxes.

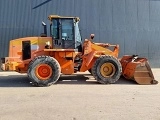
[48,15,80,22]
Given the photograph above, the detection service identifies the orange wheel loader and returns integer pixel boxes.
[0,15,158,86]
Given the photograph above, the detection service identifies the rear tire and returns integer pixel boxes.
[92,55,122,84]
[28,56,61,87]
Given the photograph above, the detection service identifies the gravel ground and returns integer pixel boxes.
[0,69,160,120]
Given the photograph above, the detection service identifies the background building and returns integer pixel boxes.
[0,0,160,67]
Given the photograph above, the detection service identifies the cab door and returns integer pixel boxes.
[52,19,63,49]
[51,18,75,49]
[61,18,75,49]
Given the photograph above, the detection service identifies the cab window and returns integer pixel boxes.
[52,19,59,39]
[61,19,74,40]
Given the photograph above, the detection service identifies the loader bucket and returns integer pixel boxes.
[120,55,158,85]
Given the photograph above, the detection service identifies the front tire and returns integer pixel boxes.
[88,69,93,75]
[28,56,61,87]
[92,55,122,84]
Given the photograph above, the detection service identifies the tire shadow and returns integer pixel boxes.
[58,74,137,85]
[0,75,32,87]
[0,73,137,87]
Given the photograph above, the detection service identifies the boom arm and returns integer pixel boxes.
[80,38,119,72]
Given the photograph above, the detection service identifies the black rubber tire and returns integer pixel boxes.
[92,55,122,84]
[0,60,2,71]
[27,56,61,87]
[88,69,93,75]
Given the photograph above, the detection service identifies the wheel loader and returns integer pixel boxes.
[0,15,158,86]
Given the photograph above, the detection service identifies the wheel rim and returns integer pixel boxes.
[35,64,52,80]
[100,63,116,77]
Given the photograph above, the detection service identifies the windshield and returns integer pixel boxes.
[61,19,74,40]
[51,18,74,40]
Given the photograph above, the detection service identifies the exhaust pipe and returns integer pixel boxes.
[41,21,47,37]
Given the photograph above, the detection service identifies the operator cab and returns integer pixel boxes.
[49,15,82,52]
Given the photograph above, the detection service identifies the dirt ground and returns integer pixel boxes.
[0,69,160,120]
